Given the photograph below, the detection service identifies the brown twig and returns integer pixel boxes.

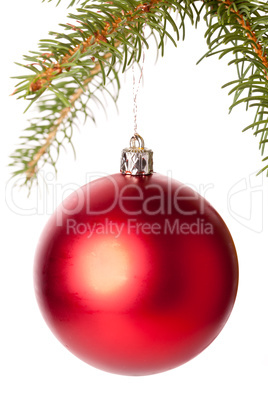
[28,0,161,93]
[223,0,268,76]
[25,0,163,180]
[26,50,115,179]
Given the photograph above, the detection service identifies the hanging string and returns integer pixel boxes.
[132,37,146,136]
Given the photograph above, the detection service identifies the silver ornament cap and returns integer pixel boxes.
[120,134,153,176]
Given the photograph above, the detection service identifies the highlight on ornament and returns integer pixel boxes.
[34,134,239,376]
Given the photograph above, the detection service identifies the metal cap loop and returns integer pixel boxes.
[130,134,144,150]
[120,134,153,176]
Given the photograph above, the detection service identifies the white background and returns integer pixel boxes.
[1,1,268,401]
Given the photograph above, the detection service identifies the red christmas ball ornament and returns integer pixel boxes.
[34,134,239,376]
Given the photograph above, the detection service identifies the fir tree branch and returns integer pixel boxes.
[202,0,268,175]
[10,0,196,189]
[10,0,268,189]
[222,0,268,73]
[25,47,119,181]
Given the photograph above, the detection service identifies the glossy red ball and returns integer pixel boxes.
[34,173,239,375]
